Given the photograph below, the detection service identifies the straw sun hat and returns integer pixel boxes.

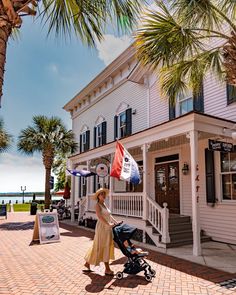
[93,188,109,200]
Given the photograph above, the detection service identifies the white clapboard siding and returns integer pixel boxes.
[73,81,148,144]
[149,76,169,127]
[204,73,236,121]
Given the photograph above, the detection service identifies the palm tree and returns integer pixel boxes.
[52,152,68,191]
[135,0,236,102]
[17,115,78,209]
[0,117,12,152]
[0,0,145,107]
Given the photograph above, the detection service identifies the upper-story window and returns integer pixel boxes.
[114,104,132,140]
[220,150,236,200]
[169,85,204,120]
[119,111,127,138]
[227,84,236,105]
[94,120,107,148]
[178,91,193,116]
[80,126,90,153]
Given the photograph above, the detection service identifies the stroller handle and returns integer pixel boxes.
[113,221,123,228]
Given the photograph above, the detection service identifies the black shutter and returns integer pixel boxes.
[126,108,132,136]
[114,115,118,140]
[193,84,204,113]
[80,134,82,153]
[226,84,236,105]
[169,99,176,120]
[205,148,216,203]
[102,121,107,145]
[85,130,90,151]
[94,127,97,148]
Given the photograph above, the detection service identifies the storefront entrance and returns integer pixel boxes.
[155,160,180,214]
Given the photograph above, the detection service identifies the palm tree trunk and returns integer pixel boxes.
[45,167,51,209]
[0,4,12,107]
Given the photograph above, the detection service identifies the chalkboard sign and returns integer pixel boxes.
[0,205,7,219]
[208,139,234,152]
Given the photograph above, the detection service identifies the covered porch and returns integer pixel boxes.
[69,112,236,256]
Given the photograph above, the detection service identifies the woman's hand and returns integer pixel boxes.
[108,222,115,228]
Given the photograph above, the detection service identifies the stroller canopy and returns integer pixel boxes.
[113,223,137,244]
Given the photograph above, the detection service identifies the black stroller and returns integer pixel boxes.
[113,223,156,282]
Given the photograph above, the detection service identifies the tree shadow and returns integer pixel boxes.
[0,221,34,231]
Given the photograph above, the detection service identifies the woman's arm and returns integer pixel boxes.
[95,204,114,227]
[110,215,119,224]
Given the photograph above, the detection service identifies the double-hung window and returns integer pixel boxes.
[220,150,236,200]
[178,91,193,116]
[96,123,102,147]
[119,111,126,138]
[80,129,90,153]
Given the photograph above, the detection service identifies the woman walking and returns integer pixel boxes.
[84,188,119,275]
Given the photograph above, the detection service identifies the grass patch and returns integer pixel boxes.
[13,204,30,212]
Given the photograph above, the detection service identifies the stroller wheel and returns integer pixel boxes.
[145,274,152,282]
[116,272,123,280]
[149,269,156,277]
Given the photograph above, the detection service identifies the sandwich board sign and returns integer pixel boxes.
[32,211,60,244]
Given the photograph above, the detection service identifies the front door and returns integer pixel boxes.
[155,162,180,214]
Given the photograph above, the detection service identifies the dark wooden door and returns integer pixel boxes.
[155,162,180,214]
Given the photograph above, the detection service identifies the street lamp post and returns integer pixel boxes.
[20,186,26,204]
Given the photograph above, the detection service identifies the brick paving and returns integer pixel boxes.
[0,213,236,295]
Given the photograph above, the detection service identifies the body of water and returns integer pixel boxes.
[0,195,62,204]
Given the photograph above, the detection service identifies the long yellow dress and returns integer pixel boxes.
[84,203,115,266]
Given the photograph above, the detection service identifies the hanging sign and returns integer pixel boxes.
[32,211,60,244]
[96,163,109,177]
[208,139,233,152]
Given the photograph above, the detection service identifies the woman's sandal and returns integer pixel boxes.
[83,262,92,272]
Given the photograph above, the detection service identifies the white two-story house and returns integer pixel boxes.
[64,44,236,256]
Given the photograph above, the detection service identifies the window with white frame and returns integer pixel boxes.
[220,150,236,200]
[178,90,193,115]
[96,123,102,147]
[119,111,126,138]
[82,132,87,152]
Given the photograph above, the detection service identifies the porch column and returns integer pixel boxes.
[70,163,77,223]
[86,160,90,212]
[109,154,114,212]
[189,130,201,256]
[142,143,149,220]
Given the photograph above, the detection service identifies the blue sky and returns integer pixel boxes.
[0,16,131,193]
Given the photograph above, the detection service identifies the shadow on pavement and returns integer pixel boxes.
[0,221,34,230]
[83,270,149,293]
[60,222,236,287]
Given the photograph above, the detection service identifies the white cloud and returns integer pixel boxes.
[96,34,132,66]
[47,63,59,75]
[0,153,45,193]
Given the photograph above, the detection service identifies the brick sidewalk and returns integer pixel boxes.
[0,213,236,295]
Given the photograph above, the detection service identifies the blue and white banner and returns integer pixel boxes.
[66,169,96,177]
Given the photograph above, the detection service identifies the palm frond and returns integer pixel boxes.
[160,47,224,102]
[40,0,145,45]
[0,118,13,153]
[136,3,206,68]
[169,0,223,30]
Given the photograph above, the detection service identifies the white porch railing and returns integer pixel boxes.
[111,193,143,218]
[146,196,170,243]
[87,192,143,218]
